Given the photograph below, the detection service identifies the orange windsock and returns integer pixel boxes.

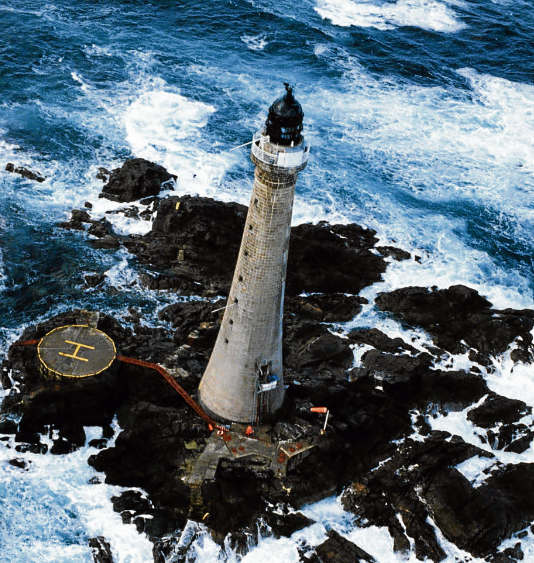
[310,407,328,414]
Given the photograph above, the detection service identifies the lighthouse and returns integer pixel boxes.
[198,85,310,424]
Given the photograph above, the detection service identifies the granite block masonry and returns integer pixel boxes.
[199,85,310,423]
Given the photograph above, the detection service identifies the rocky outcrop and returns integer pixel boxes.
[375,285,534,365]
[100,158,176,203]
[307,530,376,563]
[89,537,114,563]
[5,162,46,182]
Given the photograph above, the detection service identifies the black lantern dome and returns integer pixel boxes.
[265,84,304,146]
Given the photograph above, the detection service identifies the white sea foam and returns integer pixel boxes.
[314,0,466,32]
[0,423,153,563]
[241,34,269,51]
[429,405,534,466]
[124,90,239,199]
[485,338,534,407]
[456,455,497,487]
[300,49,534,310]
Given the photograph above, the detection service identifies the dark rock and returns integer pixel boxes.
[467,394,531,428]
[85,201,93,209]
[0,414,17,434]
[111,490,151,515]
[309,529,376,563]
[59,220,85,231]
[51,437,75,455]
[376,285,534,365]
[59,422,86,449]
[5,162,45,182]
[376,246,411,261]
[71,209,92,223]
[350,348,488,409]
[96,167,110,182]
[265,510,314,538]
[106,206,139,219]
[100,158,176,203]
[347,328,418,355]
[88,218,113,239]
[287,223,385,296]
[15,442,48,454]
[9,458,30,470]
[1,366,12,389]
[503,542,524,561]
[88,476,102,485]
[89,536,114,563]
[89,236,121,250]
[84,273,106,288]
[489,554,515,563]
[285,327,354,374]
[286,294,367,323]
[15,430,40,444]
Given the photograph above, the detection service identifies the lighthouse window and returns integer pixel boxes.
[254,198,258,206]
[234,298,239,304]
[249,225,253,231]
[244,251,249,256]
[224,338,229,344]
[238,275,243,282]
[229,319,234,325]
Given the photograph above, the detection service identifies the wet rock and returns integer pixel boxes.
[347,327,418,355]
[71,209,92,223]
[106,206,139,218]
[1,366,12,390]
[96,167,110,182]
[89,536,114,563]
[349,348,488,410]
[111,490,152,514]
[264,509,314,538]
[503,542,524,561]
[88,218,114,238]
[84,273,106,288]
[89,236,121,250]
[51,437,75,455]
[375,285,534,365]
[308,529,376,563]
[85,201,93,209]
[15,442,48,454]
[341,434,489,562]
[467,394,531,428]
[9,458,30,470]
[287,222,385,296]
[100,158,176,203]
[59,220,85,231]
[0,414,17,433]
[5,162,46,182]
[286,294,367,323]
[15,430,40,444]
[89,438,107,449]
[376,246,411,261]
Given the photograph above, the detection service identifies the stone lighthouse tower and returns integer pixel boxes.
[199,85,310,424]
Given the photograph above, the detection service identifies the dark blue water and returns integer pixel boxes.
[1,0,534,559]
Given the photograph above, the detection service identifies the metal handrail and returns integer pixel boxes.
[251,131,310,168]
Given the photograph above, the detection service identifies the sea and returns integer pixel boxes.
[0,0,533,561]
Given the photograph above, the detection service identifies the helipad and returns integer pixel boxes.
[37,325,116,379]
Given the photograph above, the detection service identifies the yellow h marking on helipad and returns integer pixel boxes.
[58,340,95,362]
